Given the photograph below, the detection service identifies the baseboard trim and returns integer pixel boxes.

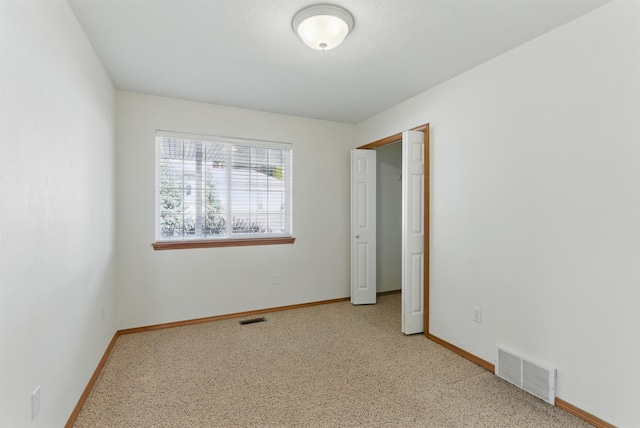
[427,333,495,372]
[426,333,614,428]
[555,398,616,428]
[377,289,401,297]
[118,296,351,335]
[64,332,120,428]
[118,291,401,335]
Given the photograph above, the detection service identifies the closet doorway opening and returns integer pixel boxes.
[350,124,429,335]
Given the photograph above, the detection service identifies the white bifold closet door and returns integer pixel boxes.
[350,129,425,335]
[401,130,425,335]
[350,149,376,305]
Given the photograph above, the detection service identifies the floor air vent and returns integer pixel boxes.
[239,317,266,325]
[496,345,556,404]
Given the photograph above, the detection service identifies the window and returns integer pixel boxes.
[154,131,293,249]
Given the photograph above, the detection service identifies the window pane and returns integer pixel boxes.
[160,211,184,238]
[203,214,226,237]
[156,133,292,242]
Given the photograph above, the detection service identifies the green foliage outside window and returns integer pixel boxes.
[160,165,267,238]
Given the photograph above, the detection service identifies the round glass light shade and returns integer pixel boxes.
[293,5,354,51]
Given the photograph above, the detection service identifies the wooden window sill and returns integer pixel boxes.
[152,237,296,250]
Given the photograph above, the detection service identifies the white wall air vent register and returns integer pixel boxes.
[495,345,557,405]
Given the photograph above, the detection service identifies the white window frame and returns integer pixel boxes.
[153,131,294,250]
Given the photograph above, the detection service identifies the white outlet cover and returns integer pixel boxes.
[473,306,482,323]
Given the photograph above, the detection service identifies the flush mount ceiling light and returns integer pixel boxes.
[292,4,354,51]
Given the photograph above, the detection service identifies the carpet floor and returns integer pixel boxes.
[74,294,591,427]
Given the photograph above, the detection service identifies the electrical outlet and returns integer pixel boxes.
[32,385,40,420]
[473,306,482,323]
[271,274,278,285]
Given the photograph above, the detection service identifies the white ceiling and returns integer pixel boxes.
[68,0,610,124]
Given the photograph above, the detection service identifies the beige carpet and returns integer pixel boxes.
[74,294,591,427]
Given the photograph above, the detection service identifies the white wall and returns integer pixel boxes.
[357,1,640,426]
[376,142,402,292]
[116,92,355,329]
[0,1,116,427]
